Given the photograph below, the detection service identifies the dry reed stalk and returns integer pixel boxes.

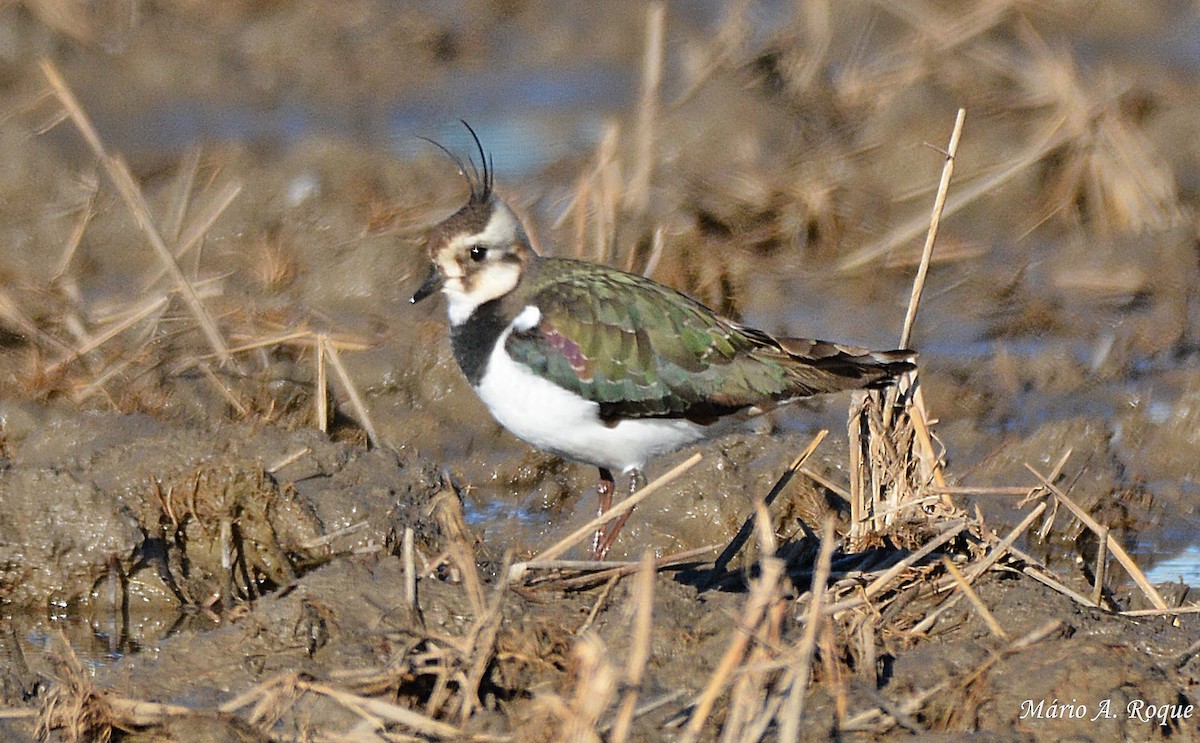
[322,335,380,447]
[511,540,715,580]
[641,225,665,279]
[906,504,1050,634]
[859,109,964,523]
[218,330,371,357]
[315,333,328,433]
[1024,464,1168,610]
[929,485,1032,496]
[963,501,1047,584]
[430,486,486,617]
[36,632,115,743]
[722,597,786,742]
[680,543,786,742]
[908,385,948,492]
[1122,606,1200,617]
[460,556,510,720]
[529,452,701,563]
[593,123,621,264]
[0,288,77,359]
[1014,564,1100,611]
[517,544,720,591]
[570,170,591,257]
[296,520,367,550]
[40,59,232,365]
[403,525,418,617]
[70,351,142,404]
[898,108,964,348]
[671,0,751,107]
[163,146,200,247]
[945,618,1063,701]
[857,519,966,601]
[711,429,828,578]
[198,362,249,417]
[941,556,1008,640]
[718,504,785,741]
[46,293,169,376]
[302,681,467,739]
[266,446,309,473]
[1091,524,1109,606]
[576,573,621,635]
[609,550,657,743]
[560,633,619,743]
[778,516,838,742]
[141,180,243,290]
[848,386,942,550]
[837,118,1070,272]
[626,1,663,217]
[51,170,97,281]
[233,673,304,731]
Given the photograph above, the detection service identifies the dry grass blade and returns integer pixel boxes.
[559,633,619,743]
[1016,564,1100,610]
[46,295,167,376]
[403,525,418,618]
[52,169,97,281]
[302,681,467,739]
[964,501,1047,584]
[531,452,701,563]
[1091,524,1109,607]
[513,543,719,591]
[626,1,664,216]
[39,59,232,365]
[609,550,657,743]
[315,333,329,433]
[680,555,786,743]
[1024,464,1168,610]
[711,429,828,578]
[838,117,1069,271]
[36,632,115,743]
[142,180,243,290]
[322,335,380,447]
[899,107,965,349]
[460,555,510,720]
[860,519,966,600]
[1122,605,1200,617]
[0,288,76,357]
[431,485,486,616]
[162,145,200,247]
[779,516,838,743]
[942,556,1008,640]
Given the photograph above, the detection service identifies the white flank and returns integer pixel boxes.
[475,316,707,473]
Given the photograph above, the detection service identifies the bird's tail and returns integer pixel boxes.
[775,337,916,393]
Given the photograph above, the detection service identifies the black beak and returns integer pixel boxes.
[410,267,444,304]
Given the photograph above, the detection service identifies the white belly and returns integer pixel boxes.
[475,340,707,473]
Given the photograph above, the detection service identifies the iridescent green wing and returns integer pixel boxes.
[505,259,795,421]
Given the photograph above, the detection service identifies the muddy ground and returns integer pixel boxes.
[2,1,1200,741]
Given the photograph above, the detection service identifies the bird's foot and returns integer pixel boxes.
[591,468,616,559]
[590,469,644,560]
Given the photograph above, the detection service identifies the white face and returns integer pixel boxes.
[431,200,529,326]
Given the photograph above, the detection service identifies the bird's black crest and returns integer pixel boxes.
[419,120,494,204]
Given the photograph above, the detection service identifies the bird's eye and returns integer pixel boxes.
[469,244,488,262]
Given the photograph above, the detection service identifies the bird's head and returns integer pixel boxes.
[411,122,536,326]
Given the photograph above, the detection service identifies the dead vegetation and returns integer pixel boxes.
[0,1,1199,741]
